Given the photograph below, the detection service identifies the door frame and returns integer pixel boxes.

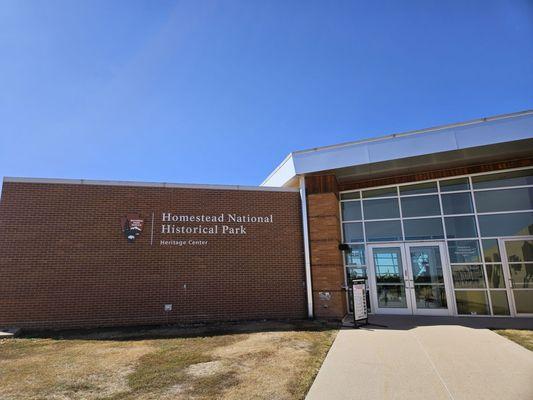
[404,241,455,316]
[367,243,412,315]
[367,241,455,316]
[499,236,533,318]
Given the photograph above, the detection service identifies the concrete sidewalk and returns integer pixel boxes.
[306,316,533,400]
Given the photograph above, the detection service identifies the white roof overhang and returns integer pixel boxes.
[261,110,533,187]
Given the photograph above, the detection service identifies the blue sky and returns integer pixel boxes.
[1,1,532,189]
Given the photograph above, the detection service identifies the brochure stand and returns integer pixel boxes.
[352,279,368,328]
[350,279,388,329]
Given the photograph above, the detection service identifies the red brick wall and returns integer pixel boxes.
[0,181,306,329]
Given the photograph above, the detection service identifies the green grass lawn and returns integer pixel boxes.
[0,321,338,400]
[494,329,533,351]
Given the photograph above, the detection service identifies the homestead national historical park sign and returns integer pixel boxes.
[159,212,274,246]
[122,211,276,246]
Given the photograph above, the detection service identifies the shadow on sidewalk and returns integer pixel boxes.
[342,314,533,331]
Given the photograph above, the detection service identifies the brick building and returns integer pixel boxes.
[1,110,533,329]
[0,183,306,329]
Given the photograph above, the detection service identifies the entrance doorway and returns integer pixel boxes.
[367,242,453,315]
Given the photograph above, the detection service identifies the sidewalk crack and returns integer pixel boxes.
[411,330,455,400]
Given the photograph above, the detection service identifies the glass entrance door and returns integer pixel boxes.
[369,245,410,314]
[501,238,533,316]
[368,242,453,315]
[405,243,452,315]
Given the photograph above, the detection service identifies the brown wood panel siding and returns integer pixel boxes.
[306,192,347,319]
[305,175,339,195]
[338,157,533,192]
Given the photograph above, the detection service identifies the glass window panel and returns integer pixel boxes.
[401,195,441,217]
[341,201,362,221]
[445,216,478,238]
[472,169,533,189]
[340,192,360,200]
[490,291,510,315]
[478,212,533,237]
[373,247,404,283]
[377,285,407,308]
[482,239,501,262]
[400,182,438,195]
[512,290,533,314]
[440,177,470,192]
[505,240,533,262]
[409,246,444,284]
[414,285,447,309]
[344,244,366,265]
[455,290,490,315]
[441,192,473,215]
[486,264,505,288]
[362,187,397,198]
[447,240,481,263]
[346,266,367,280]
[365,220,403,242]
[474,187,533,213]
[403,218,444,240]
[363,198,400,219]
[508,263,533,288]
[452,265,486,288]
[343,222,364,243]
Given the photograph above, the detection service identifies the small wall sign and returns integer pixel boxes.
[319,291,331,301]
[120,214,144,242]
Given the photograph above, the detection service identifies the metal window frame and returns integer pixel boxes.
[338,165,533,318]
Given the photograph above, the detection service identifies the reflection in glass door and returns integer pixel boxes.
[502,239,533,316]
[372,247,409,313]
[368,243,452,315]
[406,244,452,315]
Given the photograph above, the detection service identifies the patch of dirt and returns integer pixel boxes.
[186,360,225,378]
[212,331,290,358]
